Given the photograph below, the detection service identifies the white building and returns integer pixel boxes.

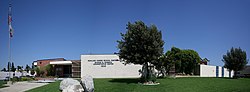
[199,65,233,77]
[30,54,234,78]
[81,54,142,78]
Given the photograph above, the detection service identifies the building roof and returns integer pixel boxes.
[36,58,66,61]
[81,52,119,55]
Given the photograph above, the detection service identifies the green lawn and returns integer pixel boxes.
[26,81,61,92]
[26,77,250,92]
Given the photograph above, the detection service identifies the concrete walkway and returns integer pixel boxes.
[0,81,48,92]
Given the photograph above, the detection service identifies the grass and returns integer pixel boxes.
[26,81,61,92]
[0,80,8,88]
[26,77,250,92]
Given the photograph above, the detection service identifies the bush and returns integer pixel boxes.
[11,77,20,82]
[30,69,35,75]
[21,77,34,81]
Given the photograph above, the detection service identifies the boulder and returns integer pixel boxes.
[60,78,84,92]
[62,84,84,92]
[81,75,94,92]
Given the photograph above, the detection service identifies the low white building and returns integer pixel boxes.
[199,65,233,77]
[81,54,142,78]
[0,71,34,80]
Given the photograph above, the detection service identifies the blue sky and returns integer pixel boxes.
[0,0,249,68]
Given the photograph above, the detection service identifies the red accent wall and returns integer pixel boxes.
[37,60,51,67]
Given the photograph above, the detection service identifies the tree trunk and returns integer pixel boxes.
[141,62,148,82]
[233,71,238,79]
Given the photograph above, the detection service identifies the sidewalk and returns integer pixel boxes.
[0,81,48,92]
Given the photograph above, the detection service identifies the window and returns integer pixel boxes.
[111,59,119,61]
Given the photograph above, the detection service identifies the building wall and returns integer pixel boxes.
[0,71,34,80]
[200,65,233,77]
[72,60,81,78]
[200,65,216,77]
[81,54,142,78]
[224,68,233,77]
[37,60,50,67]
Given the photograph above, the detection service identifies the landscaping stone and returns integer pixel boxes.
[62,84,84,92]
[60,78,84,92]
[81,75,94,92]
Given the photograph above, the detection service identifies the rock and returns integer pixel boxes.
[62,84,84,92]
[60,78,84,92]
[81,75,94,92]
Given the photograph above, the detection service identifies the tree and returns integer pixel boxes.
[156,47,180,77]
[156,55,167,77]
[222,47,248,78]
[45,64,54,76]
[1,68,7,72]
[34,67,41,77]
[7,62,11,71]
[11,62,16,72]
[30,69,35,75]
[166,47,182,74]
[177,49,200,75]
[118,21,164,83]
[164,47,200,75]
[25,64,31,72]
[17,66,22,71]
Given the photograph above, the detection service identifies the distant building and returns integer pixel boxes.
[199,60,208,65]
[236,65,250,78]
[195,65,233,77]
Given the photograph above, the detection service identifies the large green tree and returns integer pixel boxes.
[222,47,248,78]
[164,47,200,75]
[177,49,200,75]
[156,47,181,77]
[118,21,164,83]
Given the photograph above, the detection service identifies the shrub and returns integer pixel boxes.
[11,77,20,82]
[30,69,35,75]
[21,77,34,81]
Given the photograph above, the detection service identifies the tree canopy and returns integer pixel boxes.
[177,49,200,74]
[118,21,164,82]
[222,47,248,78]
[25,64,31,72]
[11,62,16,72]
[162,47,200,75]
[118,21,164,65]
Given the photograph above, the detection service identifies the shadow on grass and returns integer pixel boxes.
[0,85,9,88]
[207,77,243,80]
[109,78,139,84]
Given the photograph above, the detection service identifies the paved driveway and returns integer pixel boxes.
[0,81,48,92]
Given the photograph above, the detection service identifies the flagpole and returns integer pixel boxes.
[8,29,11,82]
[8,1,12,83]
